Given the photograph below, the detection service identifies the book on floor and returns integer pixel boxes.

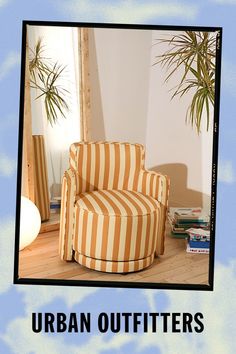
[169,207,209,222]
[186,244,209,254]
[168,207,210,238]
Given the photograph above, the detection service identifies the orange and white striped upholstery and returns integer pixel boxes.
[59,142,170,273]
[69,141,145,194]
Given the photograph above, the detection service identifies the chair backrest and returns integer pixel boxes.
[69,141,145,194]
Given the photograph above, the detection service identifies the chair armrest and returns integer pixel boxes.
[137,169,170,256]
[137,169,170,207]
[59,168,77,260]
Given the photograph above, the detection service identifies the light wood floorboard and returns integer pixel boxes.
[18,227,209,286]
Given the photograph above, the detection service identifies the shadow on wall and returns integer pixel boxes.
[151,163,210,208]
[89,29,106,141]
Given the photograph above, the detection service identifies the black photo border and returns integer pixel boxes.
[14,20,222,291]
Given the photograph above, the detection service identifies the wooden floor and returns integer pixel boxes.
[18,224,209,286]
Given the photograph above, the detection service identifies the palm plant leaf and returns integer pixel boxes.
[29,38,69,126]
[153,31,216,133]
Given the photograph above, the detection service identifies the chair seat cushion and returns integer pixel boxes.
[76,189,159,217]
[73,189,161,265]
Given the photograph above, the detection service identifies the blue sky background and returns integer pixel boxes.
[0,0,236,353]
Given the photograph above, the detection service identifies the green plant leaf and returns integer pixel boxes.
[153,31,216,132]
[29,38,69,126]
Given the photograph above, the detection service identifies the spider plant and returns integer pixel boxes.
[29,38,69,126]
[153,31,216,133]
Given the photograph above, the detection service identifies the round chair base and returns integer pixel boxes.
[74,251,154,273]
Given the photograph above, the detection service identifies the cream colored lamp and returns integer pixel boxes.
[19,196,41,250]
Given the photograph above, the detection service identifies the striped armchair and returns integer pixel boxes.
[59,142,170,273]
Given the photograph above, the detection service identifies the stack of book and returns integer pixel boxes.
[168,207,209,239]
[186,228,210,254]
[50,197,61,214]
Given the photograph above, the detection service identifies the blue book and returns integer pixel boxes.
[189,240,210,249]
[50,204,61,209]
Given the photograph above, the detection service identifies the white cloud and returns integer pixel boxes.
[139,261,236,354]
[0,217,15,293]
[62,0,198,23]
[142,289,157,312]
[0,153,16,177]
[2,316,69,354]
[2,317,132,354]
[2,261,236,353]
[74,333,132,354]
[212,0,236,3]
[0,0,10,7]
[17,285,98,312]
[222,58,236,97]
[218,160,235,183]
[0,51,20,81]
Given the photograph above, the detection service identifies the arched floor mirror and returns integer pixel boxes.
[21,24,91,230]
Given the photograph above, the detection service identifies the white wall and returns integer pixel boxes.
[28,25,81,199]
[89,28,152,145]
[146,30,214,209]
[89,28,215,210]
